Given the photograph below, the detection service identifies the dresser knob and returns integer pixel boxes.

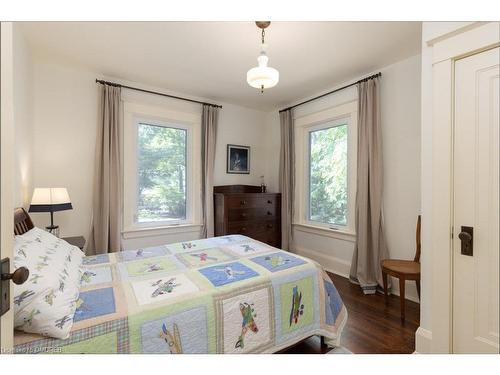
[267,224,274,229]
[267,200,272,204]
[241,213,247,218]
[241,200,247,206]
[267,211,272,215]
[240,227,247,232]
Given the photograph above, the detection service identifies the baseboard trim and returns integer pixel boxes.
[294,245,420,303]
[389,281,421,304]
[294,246,351,278]
[415,327,433,353]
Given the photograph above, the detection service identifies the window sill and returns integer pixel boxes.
[293,223,356,242]
[122,223,203,239]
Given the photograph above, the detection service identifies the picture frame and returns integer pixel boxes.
[226,144,250,174]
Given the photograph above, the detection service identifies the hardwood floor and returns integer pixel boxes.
[281,272,420,354]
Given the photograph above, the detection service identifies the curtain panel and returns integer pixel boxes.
[349,77,390,293]
[87,84,122,255]
[279,109,295,251]
[201,105,219,238]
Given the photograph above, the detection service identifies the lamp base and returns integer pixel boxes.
[45,225,60,238]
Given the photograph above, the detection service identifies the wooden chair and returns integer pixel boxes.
[381,215,421,322]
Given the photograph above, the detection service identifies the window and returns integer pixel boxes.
[294,101,357,235]
[308,122,348,226]
[123,102,201,234]
[136,123,187,223]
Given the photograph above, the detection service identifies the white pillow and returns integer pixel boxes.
[13,228,83,339]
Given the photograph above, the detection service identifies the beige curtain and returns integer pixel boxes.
[201,105,219,238]
[87,84,122,255]
[349,77,390,294]
[279,109,295,251]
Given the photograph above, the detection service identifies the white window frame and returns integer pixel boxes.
[294,101,357,236]
[122,102,202,236]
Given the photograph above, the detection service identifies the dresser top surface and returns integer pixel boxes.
[214,192,280,196]
[214,185,280,195]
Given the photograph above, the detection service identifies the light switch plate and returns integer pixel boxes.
[1,258,10,316]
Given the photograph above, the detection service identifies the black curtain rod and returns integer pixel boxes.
[279,72,382,113]
[95,79,223,109]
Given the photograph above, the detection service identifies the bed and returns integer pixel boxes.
[13,208,347,354]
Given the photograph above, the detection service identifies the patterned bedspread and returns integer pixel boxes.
[14,235,347,354]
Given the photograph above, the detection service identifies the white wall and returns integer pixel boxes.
[266,54,422,301]
[214,104,268,187]
[380,54,421,301]
[21,48,421,303]
[31,60,98,243]
[28,58,269,249]
[263,111,280,193]
[12,24,34,208]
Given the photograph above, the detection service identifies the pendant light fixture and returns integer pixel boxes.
[247,21,279,93]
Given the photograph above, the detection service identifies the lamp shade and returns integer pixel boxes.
[29,188,73,213]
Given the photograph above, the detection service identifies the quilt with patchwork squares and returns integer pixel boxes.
[14,235,347,354]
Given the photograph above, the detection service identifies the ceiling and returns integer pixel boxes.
[21,22,422,111]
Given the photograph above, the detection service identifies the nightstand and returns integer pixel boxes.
[62,236,86,250]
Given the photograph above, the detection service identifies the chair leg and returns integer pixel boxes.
[399,277,406,322]
[382,270,389,305]
[416,279,421,300]
[320,336,327,350]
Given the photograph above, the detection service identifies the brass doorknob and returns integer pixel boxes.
[1,267,29,285]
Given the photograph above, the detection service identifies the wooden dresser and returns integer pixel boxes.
[214,185,281,248]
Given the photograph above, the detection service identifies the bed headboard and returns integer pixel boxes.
[14,207,34,235]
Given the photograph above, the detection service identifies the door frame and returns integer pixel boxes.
[417,21,499,353]
[0,21,15,353]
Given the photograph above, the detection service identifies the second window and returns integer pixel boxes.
[307,119,349,228]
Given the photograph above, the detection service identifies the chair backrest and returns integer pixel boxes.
[14,207,35,235]
[413,215,421,263]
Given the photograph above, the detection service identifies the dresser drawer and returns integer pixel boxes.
[227,206,278,221]
[262,236,281,248]
[246,229,281,249]
[226,195,279,209]
[214,187,281,248]
[228,219,279,235]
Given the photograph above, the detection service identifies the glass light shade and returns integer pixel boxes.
[247,52,279,90]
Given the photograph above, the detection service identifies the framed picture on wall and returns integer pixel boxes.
[226,144,250,174]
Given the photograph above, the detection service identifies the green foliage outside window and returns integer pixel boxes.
[309,124,348,226]
[137,123,187,222]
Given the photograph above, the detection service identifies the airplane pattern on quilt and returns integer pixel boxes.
[14,235,347,354]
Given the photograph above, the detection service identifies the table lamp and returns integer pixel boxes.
[28,188,73,237]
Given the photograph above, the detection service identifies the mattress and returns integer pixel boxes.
[14,235,347,354]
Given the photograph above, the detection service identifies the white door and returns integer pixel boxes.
[453,46,499,353]
[0,21,15,352]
